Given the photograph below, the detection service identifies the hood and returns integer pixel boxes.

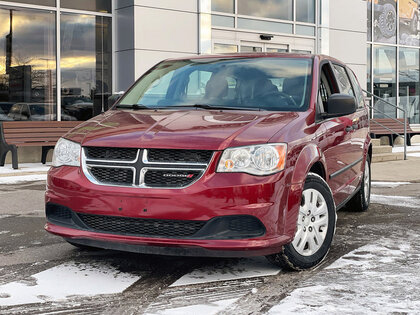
[65,109,299,150]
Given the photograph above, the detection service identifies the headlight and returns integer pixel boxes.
[217,143,287,175]
[52,138,81,167]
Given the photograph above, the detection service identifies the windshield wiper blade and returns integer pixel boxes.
[115,104,151,110]
[170,104,263,111]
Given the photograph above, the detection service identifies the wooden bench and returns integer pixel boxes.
[0,121,81,169]
[370,118,420,146]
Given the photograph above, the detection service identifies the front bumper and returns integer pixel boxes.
[45,165,296,257]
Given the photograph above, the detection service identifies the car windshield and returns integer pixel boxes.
[117,57,313,111]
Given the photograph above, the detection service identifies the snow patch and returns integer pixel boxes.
[145,298,238,315]
[0,163,50,175]
[371,194,420,208]
[0,174,47,184]
[170,257,280,287]
[268,237,420,314]
[0,261,140,306]
[371,181,411,188]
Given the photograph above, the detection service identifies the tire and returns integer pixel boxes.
[266,173,336,271]
[410,13,418,35]
[346,155,371,212]
[378,3,397,38]
[66,240,100,251]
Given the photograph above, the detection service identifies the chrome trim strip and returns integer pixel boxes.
[329,156,363,179]
[81,147,210,189]
[81,150,137,188]
[142,149,211,166]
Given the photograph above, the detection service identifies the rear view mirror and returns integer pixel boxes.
[323,94,357,118]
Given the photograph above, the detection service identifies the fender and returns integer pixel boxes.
[283,143,326,239]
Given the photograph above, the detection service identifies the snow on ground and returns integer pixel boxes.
[371,181,411,188]
[0,163,50,184]
[371,194,420,208]
[0,174,47,185]
[392,143,420,153]
[145,298,239,315]
[268,234,420,314]
[170,257,280,287]
[0,163,50,175]
[0,261,140,306]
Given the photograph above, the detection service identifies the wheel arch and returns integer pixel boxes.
[283,144,327,239]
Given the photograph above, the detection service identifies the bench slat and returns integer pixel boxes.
[2,121,80,129]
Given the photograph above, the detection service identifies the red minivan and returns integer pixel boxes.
[45,54,371,270]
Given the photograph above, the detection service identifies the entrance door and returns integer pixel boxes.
[240,42,289,53]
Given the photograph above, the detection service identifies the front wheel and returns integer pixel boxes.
[266,173,336,271]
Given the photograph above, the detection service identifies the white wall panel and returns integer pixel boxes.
[134,6,198,53]
[134,0,198,12]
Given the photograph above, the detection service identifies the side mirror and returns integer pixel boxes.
[323,93,357,118]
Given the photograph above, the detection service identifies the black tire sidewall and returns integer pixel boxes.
[378,3,397,38]
[283,174,336,269]
[360,155,371,210]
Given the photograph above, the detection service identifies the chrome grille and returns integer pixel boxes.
[82,147,212,189]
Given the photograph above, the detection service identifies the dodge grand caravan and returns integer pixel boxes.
[45,54,371,270]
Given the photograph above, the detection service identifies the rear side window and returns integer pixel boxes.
[347,69,365,109]
[333,64,355,97]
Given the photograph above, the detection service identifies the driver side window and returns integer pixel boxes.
[318,63,339,117]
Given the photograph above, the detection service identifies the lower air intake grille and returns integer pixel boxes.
[89,167,133,186]
[77,213,206,238]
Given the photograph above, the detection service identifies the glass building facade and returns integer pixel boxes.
[0,0,112,122]
[367,0,420,124]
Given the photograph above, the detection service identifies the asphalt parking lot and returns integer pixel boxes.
[0,179,419,314]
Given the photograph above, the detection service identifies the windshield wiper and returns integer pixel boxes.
[169,104,263,111]
[114,104,151,110]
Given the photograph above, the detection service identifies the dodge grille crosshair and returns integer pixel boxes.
[82,147,213,188]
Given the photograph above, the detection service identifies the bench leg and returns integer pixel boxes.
[407,134,412,146]
[0,148,8,167]
[11,145,18,169]
[41,146,53,164]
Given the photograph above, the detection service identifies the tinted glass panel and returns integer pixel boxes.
[399,1,419,46]
[399,48,419,124]
[296,25,315,36]
[213,43,238,54]
[238,0,293,21]
[373,45,397,118]
[296,0,315,23]
[212,15,235,28]
[61,0,111,13]
[7,0,55,6]
[0,7,56,121]
[118,57,313,112]
[373,1,397,44]
[332,65,355,97]
[212,0,234,13]
[61,14,112,121]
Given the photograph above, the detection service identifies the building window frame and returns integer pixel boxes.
[0,0,113,122]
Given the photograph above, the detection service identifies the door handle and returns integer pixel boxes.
[345,126,353,132]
